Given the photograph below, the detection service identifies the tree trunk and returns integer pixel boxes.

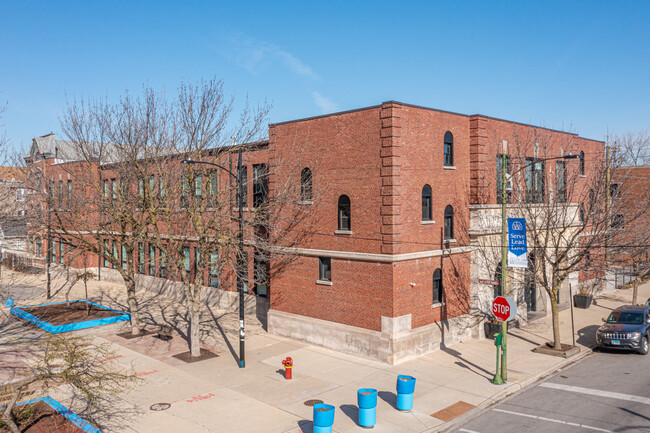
[125,278,141,335]
[632,263,639,305]
[2,390,21,433]
[84,278,90,316]
[550,291,562,350]
[189,297,201,357]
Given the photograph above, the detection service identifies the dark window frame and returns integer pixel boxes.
[301,167,313,202]
[253,163,268,208]
[525,158,546,203]
[422,185,432,221]
[443,131,454,167]
[338,195,351,231]
[433,268,443,304]
[319,257,331,282]
[444,205,454,240]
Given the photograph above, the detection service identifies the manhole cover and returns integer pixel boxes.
[304,399,324,407]
[150,403,171,411]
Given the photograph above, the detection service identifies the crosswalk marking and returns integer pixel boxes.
[493,408,613,432]
[540,382,650,405]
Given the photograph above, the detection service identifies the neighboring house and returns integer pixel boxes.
[0,166,27,254]
[25,102,605,364]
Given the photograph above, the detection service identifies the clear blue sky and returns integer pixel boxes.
[1,1,648,150]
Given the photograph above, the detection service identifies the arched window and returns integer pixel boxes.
[444,205,454,240]
[433,268,443,304]
[422,185,432,221]
[444,131,454,166]
[300,168,312,201]
[579,203,585,225]
[579,151,585,175]
[338,195,351,231]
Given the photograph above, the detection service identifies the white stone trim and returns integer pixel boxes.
[271,245,472,263]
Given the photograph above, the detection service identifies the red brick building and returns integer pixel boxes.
[25,102,605,364]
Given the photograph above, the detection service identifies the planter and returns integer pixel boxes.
[313,403,335,432]
[573,294,593,309]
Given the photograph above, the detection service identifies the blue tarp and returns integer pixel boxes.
[6,396,101,432]
[10,300,130,333]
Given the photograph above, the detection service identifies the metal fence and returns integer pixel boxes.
[2,252,44,274]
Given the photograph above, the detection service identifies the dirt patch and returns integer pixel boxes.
[0,400,84,433]
[172,349,219,363]
[117,329,156,340]
[21,302,122,327]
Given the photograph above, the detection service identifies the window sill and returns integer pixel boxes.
[298,200,313,206]
[444,238,457,243]
[316,279,333,286]
[334,230,353,235]
[579,175,587,178]
[421,220,436,225]
[443,166,456,170]
[431,302,445,309]
[233,207,250,212]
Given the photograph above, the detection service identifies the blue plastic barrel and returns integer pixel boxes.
[357,388,377,427]
[313,403,335,433]
[396,375,416,411]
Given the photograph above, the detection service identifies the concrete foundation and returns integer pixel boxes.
[267,309,476,365]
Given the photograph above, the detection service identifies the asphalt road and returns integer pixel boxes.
[450,349,650,433]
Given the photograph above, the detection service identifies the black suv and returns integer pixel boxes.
[596,305,650,355]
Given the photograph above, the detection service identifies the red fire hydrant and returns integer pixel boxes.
[281,357,293,380]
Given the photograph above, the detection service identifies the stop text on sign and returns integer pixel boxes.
[492,296,517,322]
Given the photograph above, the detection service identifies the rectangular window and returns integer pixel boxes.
[111,179,117,201]
[148,244,156,276]
[556,161,567,203]
[496,155,512,204]
[208,171,218,206]
[319,257,331,282]
[112,242,118,269]
[16,189,26,201]
[254,251,268,297]
[209,251,219,287]
[67,180,72,208]
[194,174,202,197]
[525,158,545,203]
[50,239,56,263]
[159,177,166,208]
[160,248,167,279]
[121,245,127,270]
[103,240,109,268]
[149,175,156,202]
[610,183,620,199]
[238,166,248,208]
[612,214,625,229]
[59,240,64,264]
[183,246,191,277]
[138,178,145,203]
[253,164,268,208]
[58,181,63,208]
[194,247,200,284]
[138,242,145,274]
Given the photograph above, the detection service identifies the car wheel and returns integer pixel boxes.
[639,336,649,355]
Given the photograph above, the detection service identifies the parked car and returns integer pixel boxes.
[645,298,650,306]
[596,305,650,355]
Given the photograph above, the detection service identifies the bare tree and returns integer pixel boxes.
[495,129,650,350]
[2,334,138,433]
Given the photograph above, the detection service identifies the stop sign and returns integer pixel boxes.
[492,296,517,322]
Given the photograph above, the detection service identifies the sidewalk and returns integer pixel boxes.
[2,269,648,433]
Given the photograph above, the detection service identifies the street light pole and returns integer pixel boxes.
[181,142,246,368]
[492,142,582,384]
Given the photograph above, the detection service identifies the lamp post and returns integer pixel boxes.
[181,142,246,368]
[493,141,581,384]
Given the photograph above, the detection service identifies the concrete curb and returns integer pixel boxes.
[430,347,594,433]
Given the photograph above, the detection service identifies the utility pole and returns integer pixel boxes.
[46,181,52,299]
[497,141,509,383]
[605,145,611,270]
